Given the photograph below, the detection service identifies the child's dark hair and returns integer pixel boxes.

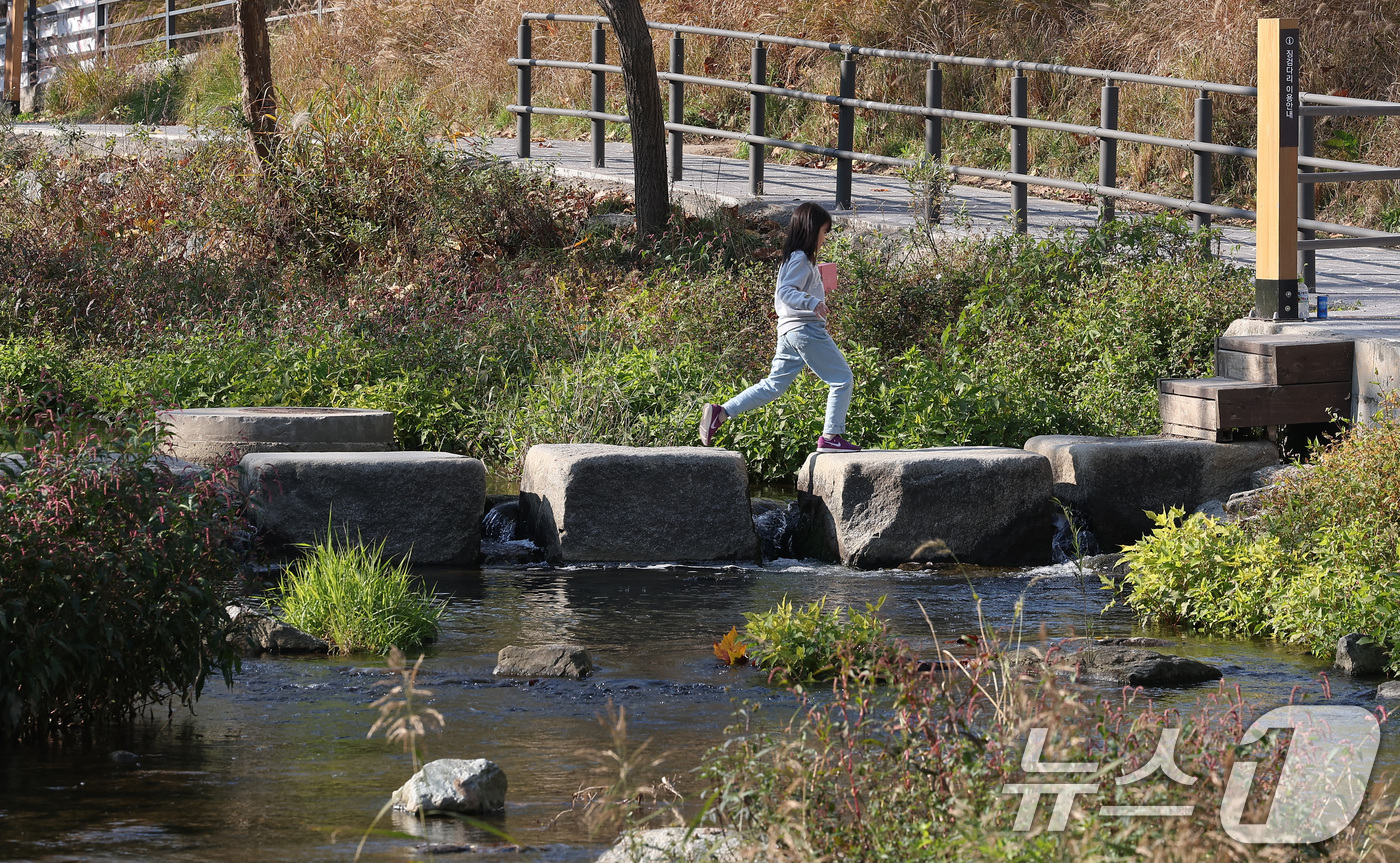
[782,202,834,262]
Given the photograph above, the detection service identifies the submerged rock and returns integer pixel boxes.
[596,827,743,863]
[226,605,330,654]
[1376,681,1400,699]
[1014,645,1222,686]
[391,758,507,815]
[1336,633,1388,676]
[494,644,594,679]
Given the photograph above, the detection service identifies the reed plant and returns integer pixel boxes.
[274,532,446,655]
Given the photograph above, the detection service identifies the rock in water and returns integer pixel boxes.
[1024,435,1279,550]
[519,444,758,563]
[796,447,1053,568]
[226,605,330,654]
[1376,681,1400,699]
[494,644,594,679]
[391,759,507,815]
[596,828,742,863]
[1336,633,1388,676]
[1014,645,1222,686]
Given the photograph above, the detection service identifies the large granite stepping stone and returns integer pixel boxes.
[795,447,1053,568]
[158,407,394,467]
[519,444,758,563]
[240,451,484,564]
[1024,435,1278,550]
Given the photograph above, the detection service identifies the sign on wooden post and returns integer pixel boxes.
[1255,17,1300,319]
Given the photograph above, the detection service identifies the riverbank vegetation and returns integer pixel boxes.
[1124,400,1400,672]
[0,94,1248,483]
[0,394,245,741]
[275,533,446,654]
[40,0,1400,231]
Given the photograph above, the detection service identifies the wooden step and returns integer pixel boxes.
[1159,376,1351,438]
[1215,334,1353,385]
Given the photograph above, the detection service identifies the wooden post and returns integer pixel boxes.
[1255,18,1301,320]
[5,0,22,112]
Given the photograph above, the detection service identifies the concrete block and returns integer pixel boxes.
[158,407,394,467]
[1024,434,1278,550]
[796,447,1053,569]
[519,444,758,563]
[240,451,484,565]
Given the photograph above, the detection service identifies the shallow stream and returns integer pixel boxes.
[1,561,1391,862]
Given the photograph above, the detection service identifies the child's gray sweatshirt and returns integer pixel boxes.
[774,251,826,336]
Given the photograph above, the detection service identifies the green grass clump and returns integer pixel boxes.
[274,536,446,655]
[743,596,893,684]
[1123,399,1400,671]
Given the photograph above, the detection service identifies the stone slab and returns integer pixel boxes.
[1024,435,1278,550]
[158,407,394,466]
[240,451,484,565]
[795,447,1053,568]
[519,444,758,563]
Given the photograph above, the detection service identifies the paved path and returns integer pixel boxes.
[485,137,1400,325]
[14,122,1400,328]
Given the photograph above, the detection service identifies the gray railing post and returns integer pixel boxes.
[94,0,105,57]
[1098,79,1118,222]
[1299,112,1316,290]
[591,23,606,168]
[925,62,942,160]
[1192,91,1212,230]
[669,35,683,181]
[836,52,856,210]
[1010,70,1028,233]
[516,20,531,159]
[165,0,174,51]
[749,40,766,195]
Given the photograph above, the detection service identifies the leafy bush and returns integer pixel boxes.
[0,395,246,741]
[273,533,446,654]
[1124,401,1400,669]
[742,596,892,683]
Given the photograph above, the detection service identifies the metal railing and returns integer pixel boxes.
[1,0,333,90]
[507,13,1400,287]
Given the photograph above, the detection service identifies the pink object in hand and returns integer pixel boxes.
[818,262,838,294]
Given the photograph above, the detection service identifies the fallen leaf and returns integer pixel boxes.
[713,626,749,666]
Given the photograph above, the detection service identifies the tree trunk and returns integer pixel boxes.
[594,0,669,234]
[235,0,278,165]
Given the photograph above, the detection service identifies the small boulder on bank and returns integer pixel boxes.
[391,758,507,815]
[494,644,593,679]
[596,827,742,863]
[1336,633,1388,676]
[1014,645,1222,687]
[226,605,329,654]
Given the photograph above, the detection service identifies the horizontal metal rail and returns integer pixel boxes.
[1300,105,1400,117]
[1297,168,1400,183]
[522,12,1259,95]
[511,105,629,124]
[1298,236,1400,250]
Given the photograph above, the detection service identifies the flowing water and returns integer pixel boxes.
[1,560,1393,862]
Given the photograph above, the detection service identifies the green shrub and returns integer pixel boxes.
[273,533,446,655]
[1124,402,1400,669]
[0,396,245,741]
[742,596,893,684]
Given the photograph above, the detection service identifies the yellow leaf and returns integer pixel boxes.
[713,626,749,666]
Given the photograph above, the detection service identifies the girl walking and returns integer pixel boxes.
[699,202,861,453]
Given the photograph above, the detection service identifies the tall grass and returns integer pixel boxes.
[274,534,446,654]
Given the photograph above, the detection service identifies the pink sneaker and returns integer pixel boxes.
[699,404,727,446]
[816,433,862,453]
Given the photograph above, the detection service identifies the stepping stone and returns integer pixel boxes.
[240,451,485,564]
[1013,645,1223,687]
[795,446,1053,568]
[1024,435,1278,550]
[158,407,394,467]
[519,444,758,563]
